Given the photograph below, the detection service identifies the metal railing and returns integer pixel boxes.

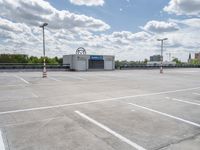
[0,63,199,70]
[0,63,70,70]
[117,64,200,70]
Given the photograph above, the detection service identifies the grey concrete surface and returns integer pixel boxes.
[0,69,200,150]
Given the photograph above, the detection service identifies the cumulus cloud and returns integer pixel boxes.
[141,20,179,33]
[170,18,200,28]
[108,31,151,42]
[0,0,109,31]
[164,0,200,16]
[0,0,110,57]
[0,15,155,60]
[69,0,104,6]
[0,18,23,33]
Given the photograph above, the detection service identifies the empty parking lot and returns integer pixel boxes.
[0,69,200,150]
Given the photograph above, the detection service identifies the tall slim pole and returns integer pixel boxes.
[160,40,163,74]
[42,26,47,78]
[157,38,168,74]
[40,23,48,78]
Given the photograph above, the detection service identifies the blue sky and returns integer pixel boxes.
[0,0,200,61]
[49,0,170,32]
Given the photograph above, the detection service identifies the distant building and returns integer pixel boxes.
[195,52,200,60]
[188,53,192,63]
[150,55,163,62]
[63,47,115,71]
[63,54,115,71]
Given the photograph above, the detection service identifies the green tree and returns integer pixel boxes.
[28,56,39,64]
[0,54,28,63]
[0,54,63,64]
[190,59,200,65]
[144,59,148,64]
[172,57,182,65]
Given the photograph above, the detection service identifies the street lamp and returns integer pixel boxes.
[40,23,48,78]
[157,38,168,74]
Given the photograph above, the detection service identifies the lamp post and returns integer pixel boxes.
[157,38,168,74]
[40,23,48,78]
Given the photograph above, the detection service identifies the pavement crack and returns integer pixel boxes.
[155,132,200,150]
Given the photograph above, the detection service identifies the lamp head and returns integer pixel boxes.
[157,38,168,41]
[40,23,48,28]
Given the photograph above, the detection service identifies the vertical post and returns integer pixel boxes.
[160,40,163,74]
[40,23,48,78]
[42,26,47,78]
[157,38,168,74]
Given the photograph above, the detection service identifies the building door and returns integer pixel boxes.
[104,61,113,70]
[89,60,104,69]
[77,60,86,71]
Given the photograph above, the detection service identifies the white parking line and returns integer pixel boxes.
[165,97,200,106]
[75,111,146,150]
[128,103,200,128]
[69,76,87,81]
[0,86,200,115]
[49,77,61,82]
[14,75,30,84]
[193,93,200,96]
[55,75,86,81]
[170,71,200,73]
[31,93,39,98]
[0,130,5,150]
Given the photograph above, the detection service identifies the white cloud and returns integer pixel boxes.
[0,16,155,60]
[0,18,23,33]
[170,18,200,28]
[0,18,39,41]
[0,0,109,57]
[0,0,109,31]
[1,15,199,61]
[69,0,104,6]
[141,20,179,33]
[164,0,200,16]
[109,31,151,41]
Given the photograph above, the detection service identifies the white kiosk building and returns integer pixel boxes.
[63,48,115,71]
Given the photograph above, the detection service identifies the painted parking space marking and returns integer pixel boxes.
[0,87,200,115]
[193,93,200,96]
[31,93,39,98]
[169,70,200,73]
[128,103,200,128]
[68,75,87,81]
[14,75,30,84]
[59,74,87,81]
[75,111,146,150]
[49,77,61,82]
[0,130,5,150]
[165,97,200,106]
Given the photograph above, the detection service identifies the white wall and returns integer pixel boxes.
[63,55,115,71]
[76,60,87,71]
[104,61,113,70]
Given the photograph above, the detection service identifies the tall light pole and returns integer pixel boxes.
[40,23,48,78]
[157,38,168,74]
